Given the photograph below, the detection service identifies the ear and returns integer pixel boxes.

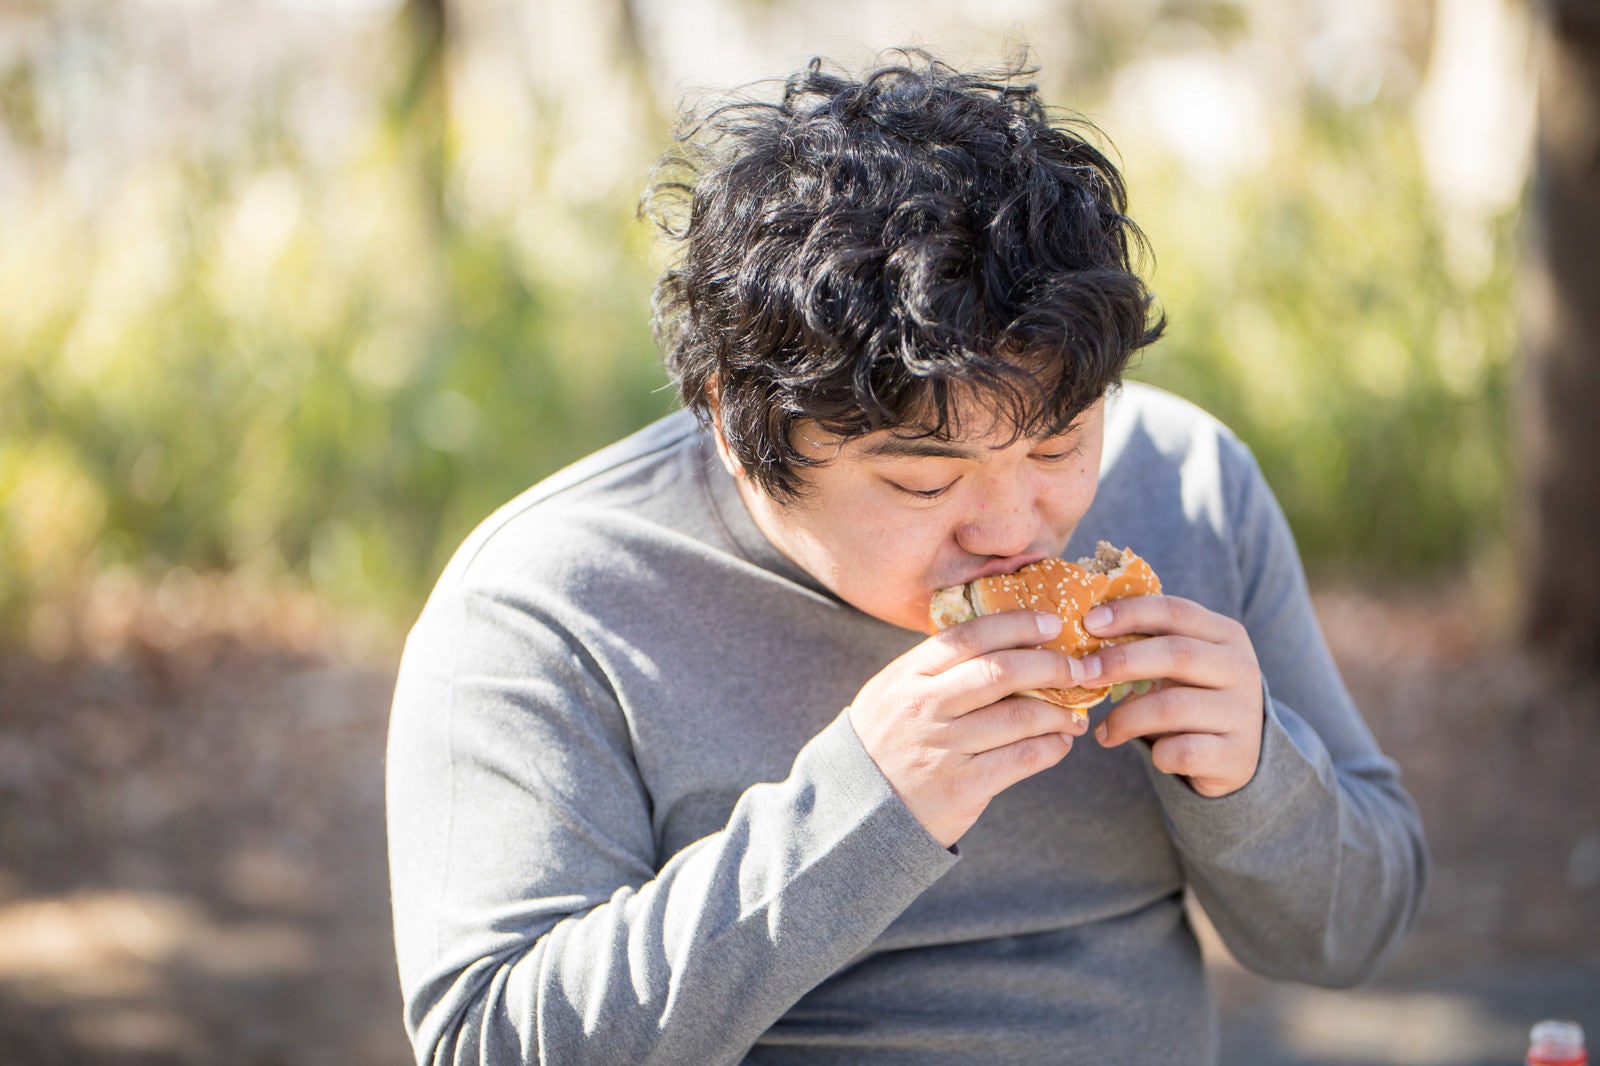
[704,378,743,479]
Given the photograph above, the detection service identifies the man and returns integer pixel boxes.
[387,51,1427,1064]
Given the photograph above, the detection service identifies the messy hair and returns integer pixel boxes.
[644,49,1164,500]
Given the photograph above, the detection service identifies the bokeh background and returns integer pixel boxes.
[2,0,1597,1063]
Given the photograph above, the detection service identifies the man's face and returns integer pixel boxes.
[728,394,1107,633]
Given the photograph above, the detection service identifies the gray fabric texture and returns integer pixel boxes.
[386,382,1429,1065]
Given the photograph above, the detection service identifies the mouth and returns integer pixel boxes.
[921,550,1054,635]
[961,551,1050,584]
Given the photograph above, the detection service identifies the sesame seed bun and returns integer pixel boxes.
[928,542,1163,716]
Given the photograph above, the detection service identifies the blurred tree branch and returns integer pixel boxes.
[1519,0,1600,675]
[616,0,667,130]
[394,0,450,233]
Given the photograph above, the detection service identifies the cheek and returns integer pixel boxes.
[1048,461,1100,514]
[837,509,955,597]
[1020,471,1098,548]
[854,511,949,572]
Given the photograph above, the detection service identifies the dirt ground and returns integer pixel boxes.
[1,573,1597,1064]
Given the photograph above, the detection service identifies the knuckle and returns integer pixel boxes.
[977,655,1008,690]
[1167,638,1195,673]
[938,625,982,659]
[1152,685,1190,726]
[1004,697,1036,734]
[1143,687,1178,728]
[1152,735,1197,776]
[1014,734,1067,772]
[1096,644,1126,674]
[903,689,939,722]
[1006,738,1038,771]
[922,716,958,751]
[1159,596,1184,630]
[904,745,942,781]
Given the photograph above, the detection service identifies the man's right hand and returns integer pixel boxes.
[847,610,1088,849]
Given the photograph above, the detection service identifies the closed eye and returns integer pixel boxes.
[1031,442,1084,463]
[889,480,956,500]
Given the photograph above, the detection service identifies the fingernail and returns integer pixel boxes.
[1066,655,1083,683]
[1095,722,1110,745]
[1079,655,1102,680]
[1036,612,1063,639]
[1084,606,1113,631]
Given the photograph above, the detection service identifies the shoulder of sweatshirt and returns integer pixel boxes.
[1102,381,1251,470]
[1097,381,1265,530]
[1080,382,1274,621]
[418,409,715,602]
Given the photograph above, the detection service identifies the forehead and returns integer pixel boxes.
[807,393,1104,466]
[873,387,1103,450]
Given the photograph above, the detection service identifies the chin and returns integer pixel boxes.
[870,597,936,634]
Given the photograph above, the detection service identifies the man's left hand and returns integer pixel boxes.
[1079,595,1264,798]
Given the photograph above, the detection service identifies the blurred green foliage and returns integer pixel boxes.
[1131,102,1517,578]
[0,119,675,630]
[0,48,1517,634]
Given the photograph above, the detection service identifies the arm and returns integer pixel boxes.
[386,582,956,1065]
[386,578,1091,1063]
[1154,684,1426,988]
[1084,446,1428,987]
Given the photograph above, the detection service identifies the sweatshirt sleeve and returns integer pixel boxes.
[1146,440,1429,988]
[385,575,958,1066]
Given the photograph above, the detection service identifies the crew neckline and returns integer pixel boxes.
[692,431,836,598]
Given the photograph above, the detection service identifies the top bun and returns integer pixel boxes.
[928,542,1162,714]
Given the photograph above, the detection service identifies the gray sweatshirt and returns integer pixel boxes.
[385,382,1428,1065]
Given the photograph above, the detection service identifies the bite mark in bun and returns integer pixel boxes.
[929,541,1163,719]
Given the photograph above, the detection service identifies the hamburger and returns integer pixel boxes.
[928,541,1163,720]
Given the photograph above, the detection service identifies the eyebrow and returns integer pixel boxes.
[859,437,982,460]
[860,419,1084,461]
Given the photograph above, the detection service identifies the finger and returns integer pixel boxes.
[967,731,1074,797]
[1080,634,1242,693]
[937,647,1084,712]
[1148,733,1253,797]
[914,609,1065,674]
[953,695,1091,754]
[1095,686,1236,749]
[1082,595,1241,645]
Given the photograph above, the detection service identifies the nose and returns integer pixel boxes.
[954,482,1043,560]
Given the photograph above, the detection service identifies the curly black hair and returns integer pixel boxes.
[645,49,1164,500]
